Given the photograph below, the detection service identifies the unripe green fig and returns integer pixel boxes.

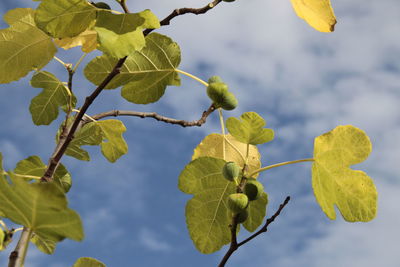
[236,209,249,223]
[227,193,248,214]
[208,76,223,84]
[207,82,228,105]
[91,2,111,10]
[220,92,238,111]
[222,161,240,181]
[244,178,264,201]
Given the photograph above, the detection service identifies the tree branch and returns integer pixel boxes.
[218,196,291,267]
[8,227,32,267]
[143,0,223,35]
[90,104,216,127]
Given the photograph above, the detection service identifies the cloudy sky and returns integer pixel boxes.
[1,0,400,266]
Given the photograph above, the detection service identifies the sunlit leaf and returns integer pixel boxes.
[30,71,76,125]
[290,0,337,32]
[192,133,261,178]
[96,120,128,163]
[35,0,97,38]
[64,122,103,161]
[312,125,377,222]
[0,153,84,243]
[55,29,97,53]
[31,234,56,254]
[14,155,46,180]
[95,10,160,58]
[0,8,57,84]
[226,112,274,145]
[73,257,106,267]
[180,157,236,254]
[54,163,72,193]
[243,192,268,232]
[84,33,181,104]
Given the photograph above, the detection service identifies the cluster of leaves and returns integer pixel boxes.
[0,0,377,266]
[179,112,377,254]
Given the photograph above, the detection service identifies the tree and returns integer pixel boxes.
[0,0,383,266]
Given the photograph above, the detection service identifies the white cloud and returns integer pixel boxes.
[138,227,172,252]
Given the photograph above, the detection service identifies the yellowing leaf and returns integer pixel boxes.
[35,0,97,38]
[192,133,261,178]
[30,71,77,125]
[226,112,274,145]
[0,153,83,243]
[54,30,97,53]
[0,8,57,84]
[95,10,160,58]
[290,0,337,32]
[312,125,377,222]
[96,120,128,163]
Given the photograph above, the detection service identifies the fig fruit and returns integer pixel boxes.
[236,209,249,223]
[220,91,238,111]
[244,178,264,201]
[227,193,248,213]
[222,161,240,181]
[208,75,223,84]
[206,82,228,105]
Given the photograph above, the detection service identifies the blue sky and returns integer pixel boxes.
[1,0,400,266]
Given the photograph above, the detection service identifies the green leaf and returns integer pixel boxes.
[0,153,84,243]
[84,33,181,104]
[312,125,377,222]
[95,10,160,58]
[30,71,77,125]
[14,155,46,180]
[35,0,97,38]
[192,133,261,178]
[0,8,57,84]
[54,163,72,193]
[226,112,274,145]
[96,120,128,163]
[64,122,103,161]
[0,230,5,251]
[179,157,227,195]
[243,192,268,232]
[180,157,236,254]
[31,234,56,254]
[73,257,106,267]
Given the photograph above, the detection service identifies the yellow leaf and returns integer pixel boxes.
[54,30,97,53]
[290,0,337,32]
[312,125,377,222]
[192,133,261,178]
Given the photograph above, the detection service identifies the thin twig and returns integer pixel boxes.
[8,227,32,267]
[91,104,215,127]
[143,0,222,35]
[218,196,291,267]
[118,0,130,14]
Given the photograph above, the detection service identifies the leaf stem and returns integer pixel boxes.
[53,56,67,67]
[72,53,88,73]
[248,158,315,178]
[218,108,226,160]
[0,220,8,231]
[175,69,209,87]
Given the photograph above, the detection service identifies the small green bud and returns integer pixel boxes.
[208,76,223,84]
[222,161,240,181]
[244,178,264,201]
[91,2,111,10]
[236,209,249,224]
[227,193,248,214]
[220,92,238,111]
